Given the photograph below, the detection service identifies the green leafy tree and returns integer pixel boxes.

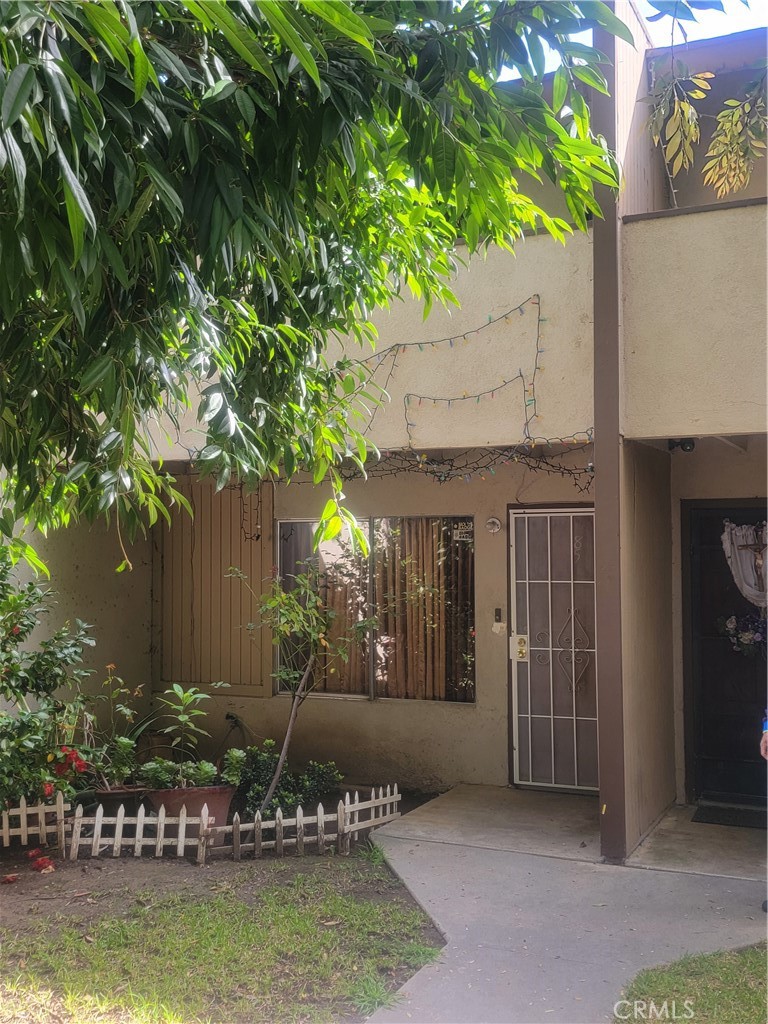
[0,0,632,562]
[0,548,94,804]
[232,561,374,812]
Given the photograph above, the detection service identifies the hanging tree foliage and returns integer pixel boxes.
[0,0,634,564]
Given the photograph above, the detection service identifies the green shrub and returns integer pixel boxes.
[237,741,342,817]
[220,747,247,787]
[0,549,94,806]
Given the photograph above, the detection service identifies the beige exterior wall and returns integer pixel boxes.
[620,440,676,853]
[670,434,768,802]
[622,203,768,439]
[183,457,593,790]
[151,234,595,460]
[360,235,594,450]
[21,524,153,708]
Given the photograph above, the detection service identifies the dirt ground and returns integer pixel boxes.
[0,845,435,935]
[0,843,444,1024]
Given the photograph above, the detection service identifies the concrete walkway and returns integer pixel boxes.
[371,791,766,1024]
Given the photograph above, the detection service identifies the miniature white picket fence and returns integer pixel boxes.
[1,793,69,850]
[3,786,400,867]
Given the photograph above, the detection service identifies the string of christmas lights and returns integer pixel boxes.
[340,444,594,491]
[190,295,594,498]
[346,294,594,489]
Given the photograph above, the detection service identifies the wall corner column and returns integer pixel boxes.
[592,26,627,863]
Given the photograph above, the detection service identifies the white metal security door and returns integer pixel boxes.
[509,509,598,790]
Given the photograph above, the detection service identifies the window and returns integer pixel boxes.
[276,517,475,702]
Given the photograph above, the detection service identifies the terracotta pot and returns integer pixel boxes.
[95,786,146,818]
[144,785,235,847]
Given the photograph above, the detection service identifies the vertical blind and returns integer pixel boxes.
[160,476,269,686]
[277,516,476,702]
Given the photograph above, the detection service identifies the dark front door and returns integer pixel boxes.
[686,503,767,805]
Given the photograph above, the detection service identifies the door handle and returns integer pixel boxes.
[516,635,528,660]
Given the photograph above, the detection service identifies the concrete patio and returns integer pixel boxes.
[370,786,766,1024]
[382,783,766,881]
[627,803,766,881]
[382,784,601,862]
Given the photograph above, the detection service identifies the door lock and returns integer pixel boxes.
[517,635,528,660]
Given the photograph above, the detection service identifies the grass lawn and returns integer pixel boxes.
[0,845,442,1024]
[617,943,767,1024]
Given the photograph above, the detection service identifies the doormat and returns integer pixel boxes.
[691,805,767,829]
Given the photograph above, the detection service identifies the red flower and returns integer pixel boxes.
[54,762,68,776]
[25,848,42,860]
[43,782,54,798]
[30,857,54,872]
[74,758,87,773]
[1,874,19,884]
[11,625,20,635]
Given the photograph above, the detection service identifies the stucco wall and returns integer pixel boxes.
[188,455,593,791]
[21,524,154,707]
[620,440,675,853]
[358,235,594,450]
[151,234,594,461]
[670,433,768,802]
[622,203,767,439]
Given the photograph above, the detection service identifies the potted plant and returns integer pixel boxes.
[82,665,154,815]
[89,736,144,815]
[137,685,246,842]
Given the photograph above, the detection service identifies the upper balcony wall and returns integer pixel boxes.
[622,202,767,439]
[646,29,768,212]
[665,66,768,209]
[354,233,594,451]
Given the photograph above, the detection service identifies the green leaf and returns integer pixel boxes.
[300,0,374,53]
[3,128,27,203]
[235,88,256,126]
[1,64,35,130]
[319,497,337,522]
[582,1,636,45]
[552,67,568,114]
[320,515,343,541]
[572,65,609,95]
[145,163,184,219]
[260,0,321,88]
[62,181,86,263]
[182,0,278,88]
[57,145,97,258]
[647,0,697,20]
[99,231,130,288]
[132,39,151,102]
[123,183,155,238]
[433,130,456,199]
[313,458,330,485]
[79,356,113,395]
[56,146,97,234]
[202,79,238,104]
